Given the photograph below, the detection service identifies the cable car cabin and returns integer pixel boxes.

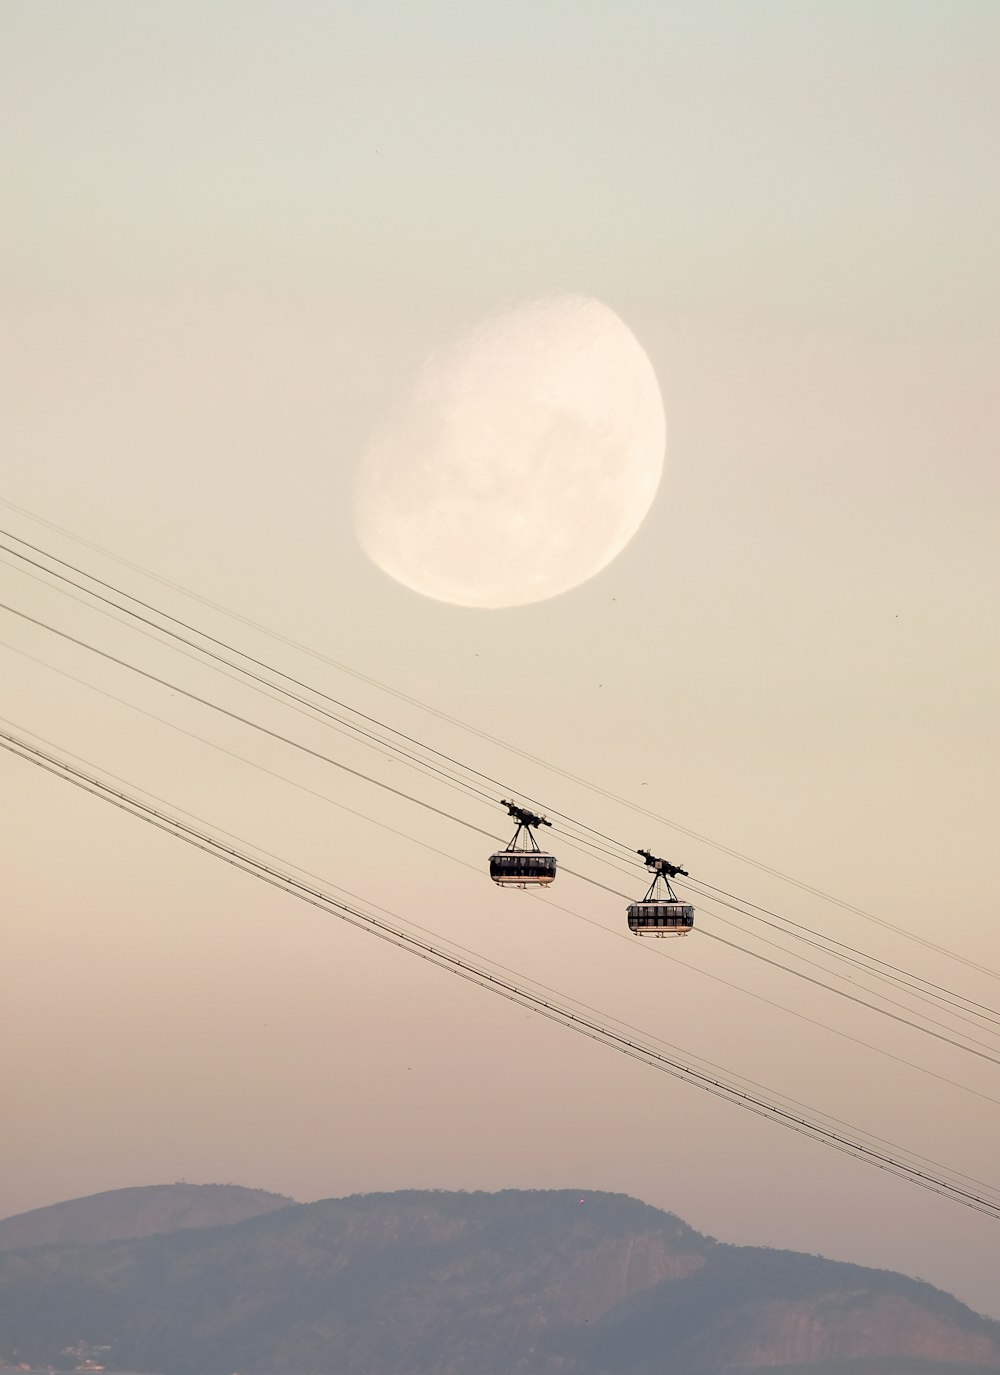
[627,849,694,936]
[489,851,558,887]
[627,900,695,937]
[489,800,558,888]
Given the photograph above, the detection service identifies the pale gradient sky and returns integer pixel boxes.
[2,0,999,1321]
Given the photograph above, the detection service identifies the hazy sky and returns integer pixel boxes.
[2,0,999,1321]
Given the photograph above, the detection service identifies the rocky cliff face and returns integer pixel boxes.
[708,1293,1000,1367]
[0,1186,995,1375]
[538,1245,1000,1375]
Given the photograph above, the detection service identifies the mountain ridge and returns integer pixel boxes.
[0,1185,994,1375]
[0,1184,295,1252]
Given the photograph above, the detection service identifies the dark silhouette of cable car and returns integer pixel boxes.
[489,800,557,888]
[627,849,694,937]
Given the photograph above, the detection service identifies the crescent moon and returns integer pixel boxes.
[354,294,666,609]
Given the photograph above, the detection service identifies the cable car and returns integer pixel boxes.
[489,800,557,888]
[627,849,695,937]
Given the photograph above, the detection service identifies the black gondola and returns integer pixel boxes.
[627,849,695,937]
[489,800,557,888]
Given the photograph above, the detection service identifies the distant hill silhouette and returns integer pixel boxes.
[0,1186,995,1375]
[0,1183,294,1250]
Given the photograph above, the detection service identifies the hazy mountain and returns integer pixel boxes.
[0,1184,294,1250]
[538,1243,1000,1374]
[0,1186,995,1375]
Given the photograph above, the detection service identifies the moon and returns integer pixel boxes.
[354,294,666,609]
